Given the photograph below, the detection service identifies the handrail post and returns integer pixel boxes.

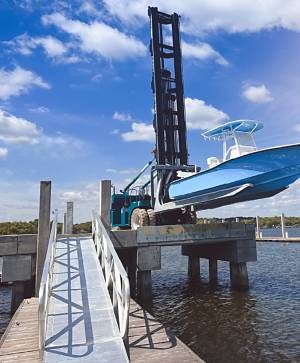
[36,181,51,296]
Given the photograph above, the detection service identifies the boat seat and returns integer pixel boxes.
[207,157,221,168]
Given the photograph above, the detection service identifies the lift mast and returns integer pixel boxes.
[149,6,188,167]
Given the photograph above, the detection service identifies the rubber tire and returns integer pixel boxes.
[131,209,149,230]
[147,209,157,226]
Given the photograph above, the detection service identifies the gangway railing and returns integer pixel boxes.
[38,210,58,353]
[92,211,130,349]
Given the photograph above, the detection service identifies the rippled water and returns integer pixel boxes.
[0,286,11,337]
[147,242,300,363]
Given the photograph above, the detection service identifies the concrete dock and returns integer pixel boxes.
[0,180,259,362]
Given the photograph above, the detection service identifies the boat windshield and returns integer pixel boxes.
[202,120,263,164]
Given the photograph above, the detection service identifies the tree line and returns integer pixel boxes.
[1,216,300,235]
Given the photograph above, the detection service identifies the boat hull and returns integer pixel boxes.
[168,144,300,210]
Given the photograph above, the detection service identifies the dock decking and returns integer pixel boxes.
[0,236,203,362]
[256,237,300,242]
[129,299,203,363]
[0,298,41,363]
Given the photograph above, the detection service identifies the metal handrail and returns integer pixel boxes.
[38,210,58,353]
[92,211,130,347]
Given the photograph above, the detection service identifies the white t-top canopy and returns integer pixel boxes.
[202,120,263,141]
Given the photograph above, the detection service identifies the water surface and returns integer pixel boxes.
[148,242,300,363]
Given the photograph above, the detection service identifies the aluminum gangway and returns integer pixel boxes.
[38,211,130,362]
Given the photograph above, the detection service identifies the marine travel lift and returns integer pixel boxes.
[110,7,199,229]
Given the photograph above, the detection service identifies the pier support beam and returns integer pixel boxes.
[209,258,218,284]
[117,247,137,296]
[188,256,200,279]
[182,238,255,290]
[35,180,51,296]
[137,271,152,300]
[136,246,161,300]
[229,262,249,289]
[11,281,25,315]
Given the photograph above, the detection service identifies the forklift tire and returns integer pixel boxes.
[131,209,149,230]
[147,209,157,226]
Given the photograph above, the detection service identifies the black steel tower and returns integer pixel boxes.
[148,7,188,167]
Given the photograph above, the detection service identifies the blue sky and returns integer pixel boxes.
[1,0,300,222]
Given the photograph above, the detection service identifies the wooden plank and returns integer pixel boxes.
[0,297,41,363]
[129,299,204,363]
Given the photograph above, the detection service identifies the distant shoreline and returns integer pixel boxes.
[1,217,300,235]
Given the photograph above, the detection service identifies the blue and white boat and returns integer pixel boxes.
[155,120,300,212]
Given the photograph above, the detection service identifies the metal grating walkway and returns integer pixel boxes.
[44,237,128,362]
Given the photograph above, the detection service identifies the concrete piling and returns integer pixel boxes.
[35,180,51,296]
[11,281,25,315]
[136,246,161,300]
[229,262,249,289]
[209,258,218,284]
[100,180,111,226]
[65,202,74,234]
[188,256,200,279]
[137,271,152,300]
[281,213,288,238]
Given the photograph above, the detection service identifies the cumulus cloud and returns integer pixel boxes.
[4,33,67,57]
[122,122,155,142]
[113,111,133,121]
[182,40,228,66]
[0,147,8,159]
[42,12,147,60]
[102,0,300,34]
[0,109,40,144]
[185,98,229,130]
[0,109,84,158]
[242,84,273,103]
[0,66,50,101]
[78,1,102,17]
[120,98,228,142]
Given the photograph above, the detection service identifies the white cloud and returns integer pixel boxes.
[91,73,102,82]
[29,106,49,113]
[102,0,300,34]
[106,167,139,174]
[120,97,228,142]
[0,66,50,101]
[0,109,40,144]
[185,97,229,130]
[78,1,102,17]
[122,122,155,142]
[0,109,85,158]
[182,40,228,66]
[0,148,8,159]
[113,111,133,121]
[42,13,147,60]
[242,84,273,103]
[4,33,67,57]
